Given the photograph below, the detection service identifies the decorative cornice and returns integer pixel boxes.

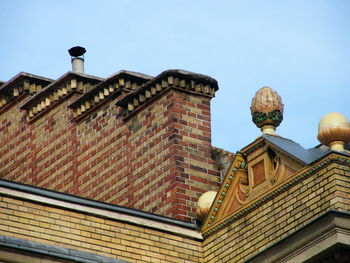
[202,153,350,238]
[0,72,53,111]
[1,69,218,122]
[20,72,103,121]
[68,70,152,121]
[116,69,219,118]
[242,137,266,156]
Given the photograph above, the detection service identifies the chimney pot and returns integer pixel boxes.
[68,46,86,73]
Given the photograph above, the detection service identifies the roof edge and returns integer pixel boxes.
[0,179,200,234]
[117,69,219,107]
[20,71,104,110]
[68,70,152,109]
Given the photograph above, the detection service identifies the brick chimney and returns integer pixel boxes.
[0,68,220,222]
[115,70,220,221]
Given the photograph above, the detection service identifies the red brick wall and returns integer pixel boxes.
[0,85,219,221]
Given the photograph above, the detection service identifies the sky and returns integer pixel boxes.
[1,0,349,153]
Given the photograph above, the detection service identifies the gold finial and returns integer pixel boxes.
[250,86,284,135]
[317,112,350,151]
[195,191,217,222]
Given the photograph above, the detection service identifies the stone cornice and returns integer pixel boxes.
[0,72,53,111]
[201,152,350,238]
[68,70,152,121]
[116,69,219,118]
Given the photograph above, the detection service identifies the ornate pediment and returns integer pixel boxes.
[201,135,311,236]
[241,136,303,202]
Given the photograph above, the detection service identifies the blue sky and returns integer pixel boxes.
[1,0,349,152]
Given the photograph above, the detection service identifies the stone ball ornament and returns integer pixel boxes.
[195,191,217,221]
[251,86,284,135]
[317,112,350,151]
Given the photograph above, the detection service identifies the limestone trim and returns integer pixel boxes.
[0,185,203,240]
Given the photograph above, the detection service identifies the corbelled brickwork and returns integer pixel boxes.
[202,156,350,262]
[0,72,53,110]
[0,69,220,222]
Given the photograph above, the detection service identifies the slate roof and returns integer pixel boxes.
[263,134,350,164]
[263,134,329,164]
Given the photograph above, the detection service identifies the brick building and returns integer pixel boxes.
[0,48,349,262]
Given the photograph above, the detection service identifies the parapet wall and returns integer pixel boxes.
[0,184,203,263]
[0,69,221,222]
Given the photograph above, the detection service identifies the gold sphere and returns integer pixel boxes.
[195,191,217,221]
[317,112,350,151]
[251,86,284,134]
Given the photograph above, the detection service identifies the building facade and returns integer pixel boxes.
[0,49,349,262]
